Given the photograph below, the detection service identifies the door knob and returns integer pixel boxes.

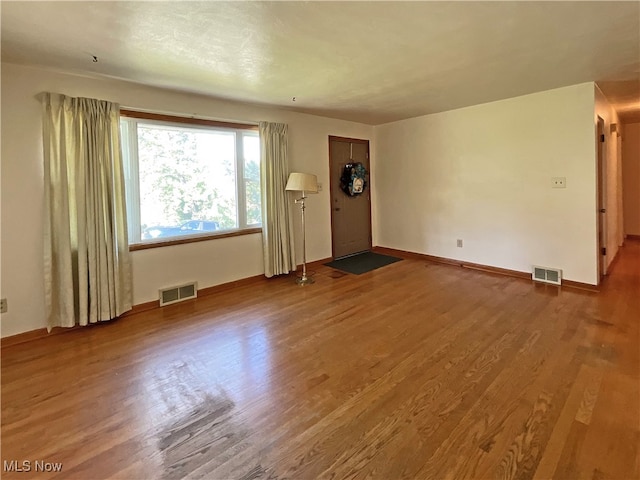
[600,208,606,213]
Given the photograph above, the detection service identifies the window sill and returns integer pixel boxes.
[129,227,262,251]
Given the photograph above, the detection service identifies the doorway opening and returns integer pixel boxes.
[597,116,607,282]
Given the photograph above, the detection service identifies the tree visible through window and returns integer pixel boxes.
[120,114,261,244]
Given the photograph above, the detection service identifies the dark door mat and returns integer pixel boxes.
[324,252,403,275]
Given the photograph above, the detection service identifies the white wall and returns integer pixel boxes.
[594,85,623,268]
[622,122,640,236]
[0,63,373,337]
[373,83,598,284]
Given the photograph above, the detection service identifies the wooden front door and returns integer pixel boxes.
[329,136,372,259]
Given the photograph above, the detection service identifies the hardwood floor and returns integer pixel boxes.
[2,243,639,480]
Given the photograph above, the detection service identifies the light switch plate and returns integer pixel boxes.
[552,177,566,188]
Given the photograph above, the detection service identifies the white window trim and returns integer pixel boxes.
[119,113,261,246]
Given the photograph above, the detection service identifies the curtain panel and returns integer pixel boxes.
[259,122,296,277]
[42,93,132,330]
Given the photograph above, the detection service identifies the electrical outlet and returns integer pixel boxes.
[457,239,463,248]
[317,182,323,192]
[552,177,566,188]
[0,298,7,314]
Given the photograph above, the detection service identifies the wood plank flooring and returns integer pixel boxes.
[2,242,639,479]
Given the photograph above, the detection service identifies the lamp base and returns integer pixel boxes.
[296,275,315,286]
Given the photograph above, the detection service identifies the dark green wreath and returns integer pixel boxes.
[340,162,367,196]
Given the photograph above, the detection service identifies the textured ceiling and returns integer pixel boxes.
[2,1,639,124]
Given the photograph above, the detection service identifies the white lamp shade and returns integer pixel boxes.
[285,172,318,193]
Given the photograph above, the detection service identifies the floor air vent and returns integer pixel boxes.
[159,282,197,306]
[532,266,562,285]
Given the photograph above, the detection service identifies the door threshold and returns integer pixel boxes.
[334,250,370,261]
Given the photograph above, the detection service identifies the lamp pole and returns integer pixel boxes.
[296,191,312,284]
[285,172,318,286]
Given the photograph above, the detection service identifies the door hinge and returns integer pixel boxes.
[601,247,607,256]
[600,134,605,142]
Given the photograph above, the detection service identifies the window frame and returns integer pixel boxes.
[119,109,262,251]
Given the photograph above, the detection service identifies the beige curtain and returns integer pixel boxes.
[42,93,132,330]
[259,122,296,277]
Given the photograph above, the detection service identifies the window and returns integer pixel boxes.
[119,112,261,245]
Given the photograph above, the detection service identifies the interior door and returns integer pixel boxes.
[329,136,372,259]
[597,117,607,281]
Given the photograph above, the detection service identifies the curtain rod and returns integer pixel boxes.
[119,106,260,127]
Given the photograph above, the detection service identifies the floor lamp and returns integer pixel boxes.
[285,172,319,285]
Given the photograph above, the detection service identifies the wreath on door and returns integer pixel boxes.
[340,162,367,196]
